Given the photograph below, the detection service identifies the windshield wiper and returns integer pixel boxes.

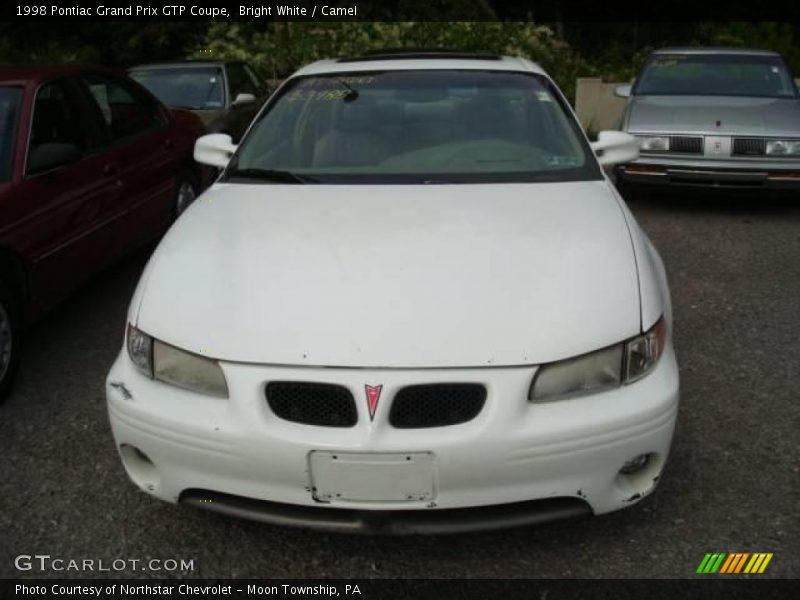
[224,168,319,184]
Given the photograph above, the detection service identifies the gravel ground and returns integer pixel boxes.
[1,188,798,579]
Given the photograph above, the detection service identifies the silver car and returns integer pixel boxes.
[128,61,271,143]
[615,47,800,190]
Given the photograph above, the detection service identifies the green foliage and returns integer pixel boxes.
[190,22,588,99]
[0,25,101,63]
[0,23,205,66]
[576,22,800,85]
[1,21,796,100]
[697,22,800,74]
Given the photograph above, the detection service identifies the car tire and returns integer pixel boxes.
[174,175,198,218]
[0,279,21,403]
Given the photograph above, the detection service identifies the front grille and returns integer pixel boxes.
[669,136,703,153]
[389,384,486,429]
[266,382,357,427]
[733,138,766,156]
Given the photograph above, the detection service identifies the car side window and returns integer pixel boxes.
[0,87,23,181]
[26,80,91,176]
[227,63,258,98]
[243,64,264,93]
[80,73,163,144]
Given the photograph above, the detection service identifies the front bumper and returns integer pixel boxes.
[179,491,592,534]
[106,346,679,533]
[617,156,800,189]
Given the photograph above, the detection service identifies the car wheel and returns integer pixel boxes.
[0,280,21,402]
[174,177,198,218]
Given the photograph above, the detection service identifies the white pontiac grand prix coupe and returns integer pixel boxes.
[106,51,679,533]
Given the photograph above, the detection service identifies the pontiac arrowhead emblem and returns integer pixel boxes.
[365,385,383,421]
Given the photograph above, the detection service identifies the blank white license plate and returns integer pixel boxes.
[308,451,435,503]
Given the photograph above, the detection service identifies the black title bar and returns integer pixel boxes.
[3,579,800,600]
[3,1,800,22]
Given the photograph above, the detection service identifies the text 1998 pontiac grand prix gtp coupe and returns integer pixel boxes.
[106,52,679,534]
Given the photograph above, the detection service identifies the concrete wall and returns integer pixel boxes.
[574,77,800,135]
[574,78,629,134]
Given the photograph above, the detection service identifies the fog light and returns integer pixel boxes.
[619,453,651,475]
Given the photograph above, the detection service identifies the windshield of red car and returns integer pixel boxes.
[228,70,601,184]
[0,86,22,181]
[635,54,798,98]
[129,67,224,110]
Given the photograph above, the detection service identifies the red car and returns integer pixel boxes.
[0,65,207,399]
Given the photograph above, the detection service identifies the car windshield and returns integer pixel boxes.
[129,66,224,110]
[227,70,599,184]
[0,86,22,181]
[635,54,798,98]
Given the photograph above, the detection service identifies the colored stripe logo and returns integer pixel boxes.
[696,553,773,574]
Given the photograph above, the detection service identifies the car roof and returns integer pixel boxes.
[291,52,546,78]
[129,60,234,70]
[0,64,118,85]
[652,47,781,57]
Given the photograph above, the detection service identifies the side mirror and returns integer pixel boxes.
[27,143,80,175]
[614,84,632,98]
[194,133,237,168]
[590,131,639,167]
[232,92,256,107]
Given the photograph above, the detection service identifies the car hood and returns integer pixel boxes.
[134,181,642,368]
[627,95,800,136]
[190,109,226,128]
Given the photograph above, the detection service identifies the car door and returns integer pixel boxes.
[225,62,266,142]
[76,72,178,256]
[12,77,121,311]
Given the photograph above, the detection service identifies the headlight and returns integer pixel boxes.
[636,136,670,152]
[530,344,623,402]
[127,323,153,377]
[765,139,800,156]
[529,318,666,402]
[624,318,667,383]
[153,340,229,398]
[126,324,229,398]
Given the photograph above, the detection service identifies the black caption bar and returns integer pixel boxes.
[7,1,364,21]
[3,579,799,600]
[2,0,799,22]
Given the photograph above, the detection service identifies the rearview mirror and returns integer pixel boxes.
[614,84,632,98]
[194,133,237,169]
[232,92,256,107]
[590,131,639,167]
[27,143,80,176]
